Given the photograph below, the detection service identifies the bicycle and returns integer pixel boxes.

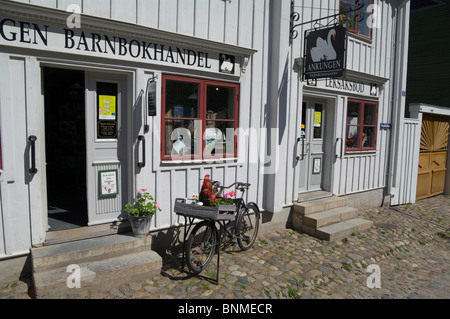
[184,182,261,274]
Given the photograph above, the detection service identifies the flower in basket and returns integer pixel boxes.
[124,187,161,217]
[209,191,236,207]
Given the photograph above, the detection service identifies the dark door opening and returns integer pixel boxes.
[43,67,88,231]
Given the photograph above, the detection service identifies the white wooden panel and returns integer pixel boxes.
[159,0,178,33]
[238,0,254,47]
[194,0,209,39]
[224,0,239,45]
[0,198,4,257]
[111,0,137,24]
[156,170,172,228]
[57,0,82,10]
[91,162,124,225]
[83,0,111,19]
[208,0,225,42]
[177,0,195,36]
[137,0,159,28]
[0,57,31,256]
[30,0,57,8]
[187,168,201,198]
[396,119,421,205]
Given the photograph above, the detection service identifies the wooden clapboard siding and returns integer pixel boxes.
[289,0,399,199]
[124,0,270,230]
[22,0,256,46]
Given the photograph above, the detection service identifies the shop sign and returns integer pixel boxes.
[0,16,239,75]
[306,77,379,98]
[303,25,347,80]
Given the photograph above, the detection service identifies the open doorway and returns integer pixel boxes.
[43,67,88,231]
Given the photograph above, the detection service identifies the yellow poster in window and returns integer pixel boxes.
[99,95,116,120]
[314,112,322,127]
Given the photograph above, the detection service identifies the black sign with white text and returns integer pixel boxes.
[303,25,347,80]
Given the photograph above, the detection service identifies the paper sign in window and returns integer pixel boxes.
[99,95,116,120]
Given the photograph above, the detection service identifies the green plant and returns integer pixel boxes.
[124,187,161,217]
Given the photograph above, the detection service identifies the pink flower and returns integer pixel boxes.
[211,195,216,199]
[155,203,160,209]
[137,187,148,195]
[223,193,231,199]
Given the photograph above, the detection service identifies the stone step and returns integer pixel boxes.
[303,206,359,229]
[33,250,161,298]
[32,234,152,272]
[31,233,162,298]
[298,190,333,203]
[315,218,373,241]
[293,196,347,216]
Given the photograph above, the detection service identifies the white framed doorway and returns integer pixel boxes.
[41,66,133,232]
[296,97,334,195]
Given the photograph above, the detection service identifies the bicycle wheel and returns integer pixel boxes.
[236,202,260,251]
[185,221,217,274]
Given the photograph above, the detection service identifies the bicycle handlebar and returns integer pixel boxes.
[212,181,251,191]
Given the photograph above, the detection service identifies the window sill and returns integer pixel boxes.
[344,150,377,156]
[160,157,240,166]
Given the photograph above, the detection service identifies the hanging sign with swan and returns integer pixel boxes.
[303,25,347,81]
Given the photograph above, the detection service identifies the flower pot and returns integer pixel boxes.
[128,213,153,238]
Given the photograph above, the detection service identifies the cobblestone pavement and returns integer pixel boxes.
[2,195,449,299]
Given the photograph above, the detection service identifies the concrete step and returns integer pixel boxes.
[33,250,161,298]
[315,218,373,241]
[298,190,333,203]
[293,196,347,216]
[303,206,359,228]
[32,234,152,272]
[31,233,162,298]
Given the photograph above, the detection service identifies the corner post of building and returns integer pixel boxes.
[263,0,291,214]
[388,0,411,206]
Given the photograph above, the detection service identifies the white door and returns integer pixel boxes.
[85,71,131,226]
[298,100,325,192]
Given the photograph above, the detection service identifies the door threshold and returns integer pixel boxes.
[297,190,333,203]
[44,221,131,246]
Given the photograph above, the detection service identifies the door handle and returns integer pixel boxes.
[336,137,343,159]
[29,135,38,174]
[296,137,306,161]
[138,135,146,168]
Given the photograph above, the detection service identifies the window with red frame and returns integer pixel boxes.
[339,0,373,40]
[345,99,377,151]
[161,75,239,161]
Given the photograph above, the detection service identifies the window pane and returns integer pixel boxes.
[359,12,371,37]
[347,101,361,124]
[97,82,118,139]
[346,126,360,149]
[165,80,199,118]
[313,104,323,139]
[340,2,358,31]
[364,103,376,125]
[207,85,235,120]
[205,121,235,155]
[165,120,199,156]
[363,126,375,148]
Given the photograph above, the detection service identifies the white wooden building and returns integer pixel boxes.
[0,0,410,259]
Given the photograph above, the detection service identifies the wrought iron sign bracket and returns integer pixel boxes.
[290,0,365,43]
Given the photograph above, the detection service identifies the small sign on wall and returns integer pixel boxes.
[98,169,119,197]
[313,158,322,175]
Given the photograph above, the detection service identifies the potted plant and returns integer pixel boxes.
[124,187,161,238]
